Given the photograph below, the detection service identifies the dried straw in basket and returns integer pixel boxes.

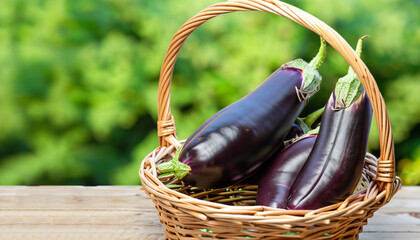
[139,0,402,239]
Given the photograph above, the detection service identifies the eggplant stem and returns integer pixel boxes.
[156,146,191,180]
[356,35,369,56]
[295,118,311,134]
[302,107,325,128]
[333,36,368,110]
[309,37,327,70]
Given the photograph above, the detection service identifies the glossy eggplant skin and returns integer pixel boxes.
[240,124,307,186]
[287,91,372,210]
[256,135,316,209]
[180,68,306,189]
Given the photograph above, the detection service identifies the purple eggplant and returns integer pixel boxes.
[157,38,327,189]
[256,132,317,208]
[287,36,372,210]
[241,108,324,186]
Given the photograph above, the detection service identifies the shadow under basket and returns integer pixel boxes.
[139,0,402,239]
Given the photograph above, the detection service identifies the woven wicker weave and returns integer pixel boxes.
[139,0,402,239]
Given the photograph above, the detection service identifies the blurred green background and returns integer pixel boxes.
[0,0,419,185]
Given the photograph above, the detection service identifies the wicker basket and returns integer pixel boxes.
[139,0,402,239]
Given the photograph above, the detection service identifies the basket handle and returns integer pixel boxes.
[156,0,396,197]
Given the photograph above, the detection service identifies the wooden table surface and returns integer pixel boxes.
[0,186,419,240]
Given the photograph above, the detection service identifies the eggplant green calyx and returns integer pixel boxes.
[282,59,322,103]
[333,35,368,110]
[282,37,326,103]
[156,146,191,180]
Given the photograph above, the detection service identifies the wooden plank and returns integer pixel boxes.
[385,186,420,199]
[364,212,420,227]
[0,186,150,209]
[0,186,419,239]
[0,227,163,240]
[0,186,164,240]
[360,233,420,240]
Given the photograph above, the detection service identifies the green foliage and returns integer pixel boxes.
[0,0,419,185]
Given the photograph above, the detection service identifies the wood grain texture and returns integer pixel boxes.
[0,186,418,240]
